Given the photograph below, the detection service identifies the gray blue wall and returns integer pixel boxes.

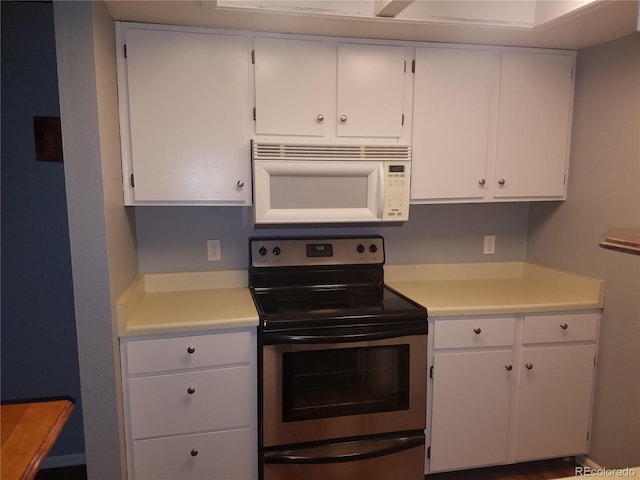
[136,203,529,272]
[0,1,84,461]
[527,32,640,468]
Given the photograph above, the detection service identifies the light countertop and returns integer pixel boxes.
[117,270,259,336]
[386,262,604,317]
[117,262,605,337]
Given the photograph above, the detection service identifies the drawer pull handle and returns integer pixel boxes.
[187,346,196,354]
[560,323,568,330]
[525,363,534,370]
[187,386,196,395]
[473,328,482,335]
[505,364,513,371]
[191,448,199,457]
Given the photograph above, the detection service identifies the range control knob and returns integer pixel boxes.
[356,244,365,254]
[272,246,282,256]
[369,244,378,254]
[258,246,268,256]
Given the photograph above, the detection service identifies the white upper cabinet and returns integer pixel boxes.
[494,52,575,199]
[336,43,406,138]
[253,38,408,140]
[411,48,498,201]
[411,47,575,204]
[117,24,253,205]
[253,37,334,137]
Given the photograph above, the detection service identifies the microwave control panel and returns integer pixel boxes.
[382,162,410,221]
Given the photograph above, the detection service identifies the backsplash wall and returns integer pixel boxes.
[135,202,530,273]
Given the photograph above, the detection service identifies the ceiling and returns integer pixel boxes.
[104,0,639,50]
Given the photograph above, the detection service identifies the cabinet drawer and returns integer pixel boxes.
[129,366,252,439]
[522,313,598,344]
[133,428,256,480]
[125,330,252,375]
[434,318,515,349]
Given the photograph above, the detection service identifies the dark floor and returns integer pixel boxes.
[35,464,87,480]
[34,458,578,479]
[427,458,579,479]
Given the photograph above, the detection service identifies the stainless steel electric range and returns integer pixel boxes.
[249,236,428,480]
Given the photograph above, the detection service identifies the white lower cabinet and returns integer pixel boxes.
[430,349,513,472]
[427,312,599,474]
[120,328,257,480]
[132,429,255,480]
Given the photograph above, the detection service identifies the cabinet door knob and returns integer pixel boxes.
[317,114,324,122]
[560,322,568,330]
[473,327,482,334]
[191,448,199,457]
[236,180,245,188]
[525,363,534,370]
[340,114,348,122]
[505,364,513,371]
[187,346,196,354]
[478,179,486,186]
[498,178,506,186]
[187,386,196,395]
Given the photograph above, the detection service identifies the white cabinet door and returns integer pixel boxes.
[133,429,256,480]
[494,52,574,199]
[514,344,596,461]
[336,43,406,138]
[430,350,514,472]
[253,39,406,139]
[128,366,252,439]
[411,48,498,201]
[122,27,252,204]
[253,37,335,136]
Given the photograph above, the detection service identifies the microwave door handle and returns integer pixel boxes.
[378,164,386,218]
[264,433,424,464]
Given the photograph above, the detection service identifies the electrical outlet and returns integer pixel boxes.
[207,240,221,261]
[483,235,496,255]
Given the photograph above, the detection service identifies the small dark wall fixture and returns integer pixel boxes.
[33,116,63,162]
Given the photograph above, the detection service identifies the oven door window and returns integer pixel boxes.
[282,344,410,422]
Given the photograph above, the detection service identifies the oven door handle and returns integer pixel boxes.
[264,433,424,464]
[263,325,426,344]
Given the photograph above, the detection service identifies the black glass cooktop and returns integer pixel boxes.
[252,284,426,328]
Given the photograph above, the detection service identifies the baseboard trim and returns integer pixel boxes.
[41,453,86,469]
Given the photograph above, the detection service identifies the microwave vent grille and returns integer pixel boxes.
[252,143,411,161]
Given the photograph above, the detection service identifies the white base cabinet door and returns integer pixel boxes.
[128,366,252,440]
[515,344,596,461]
[430,350,513,472]
[133,429,255,480]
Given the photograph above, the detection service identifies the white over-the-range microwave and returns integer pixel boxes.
[251,141,411,225]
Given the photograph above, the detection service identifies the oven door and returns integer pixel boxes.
[262,329,426,447]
